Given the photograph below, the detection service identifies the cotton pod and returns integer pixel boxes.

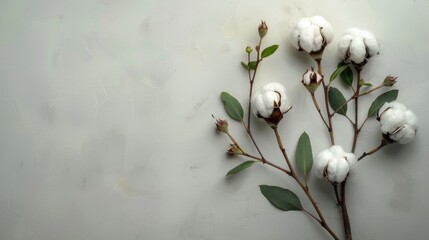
[302,67,323,93]
[314,145,357,183]
[378,101,418,144]
[252,82,291,126]
[290,16,334,58]
[338,28,379,66]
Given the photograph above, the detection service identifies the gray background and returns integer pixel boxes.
[1,0,428,239]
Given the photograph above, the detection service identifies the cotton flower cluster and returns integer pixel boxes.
[378,101,418,144]
[314,145,357,183]
[290,16,334,56]
[252,82,291,125]
[338,28,379,65]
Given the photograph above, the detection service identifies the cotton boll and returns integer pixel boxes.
[338,28,379,65]
[252,82,291,125]
[290,16,334,56]
[379,101,418,144]
[314,145,356,183]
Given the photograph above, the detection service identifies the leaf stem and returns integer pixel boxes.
[246,37,263,130]
[316,59,335,146]
[272,126,340,240]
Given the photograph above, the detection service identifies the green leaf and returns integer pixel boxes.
[241,61,250,71]
[337,62,353,86]
[367,89,399,118]
[328,87,348,116]
[226,161,257,176]
[220,92,244,121]
[259,185,302,211]
[261,45,279,58]
[248,61,257,70]
[295,132,313,177]
[330,64,350,82]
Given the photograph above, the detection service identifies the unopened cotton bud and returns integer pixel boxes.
[302,67,323,92]
[378,101,418,144]
[338,28,379,66]
[258,21,268,38]
[214,118,229,133]
[383,76,397,87]
[290,16,334,59]
[227,144,243,155]
[314,145,356,183]
[252,82,291,126]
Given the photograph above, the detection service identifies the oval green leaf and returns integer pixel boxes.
[259,185,302,211]
[330,64,350,82]
[367,89,399,118]
[337,62,353,86]
[226,161,257,176]
[248,61,257,70]
[295,132,313,177]
[241,61,250,71]
[220,92,244,121]
[328,87,348,116]
[261,45,279,58]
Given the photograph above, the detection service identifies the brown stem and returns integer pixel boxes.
[358,141,387,161]
[243,153,291,175]
[311,93,330,129]
[351,68,362,153]
[272,126,340,240]
[246,37,263,130]
[316,59,335,145]
[340,181,352,240]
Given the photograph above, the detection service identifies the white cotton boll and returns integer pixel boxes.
[338,28,379,64]
[252,82,290,121]
[379,101,418,144]
[314,145,356,183]
[290,16,334,54]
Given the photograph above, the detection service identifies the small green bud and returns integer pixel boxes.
[246,46,253,54]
